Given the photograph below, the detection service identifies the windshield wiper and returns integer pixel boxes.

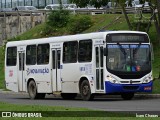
[117,43,127,55]
[133,43,141,55]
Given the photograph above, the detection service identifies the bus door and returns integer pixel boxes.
[18,46,25,92]
[95,45,104,91]
[52,49,61,92]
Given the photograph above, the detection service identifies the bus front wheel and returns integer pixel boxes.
[80,80,94,101]
[121,93,134,100]
[28,80,45,99]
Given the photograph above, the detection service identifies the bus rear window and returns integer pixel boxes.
[6,47,17,66]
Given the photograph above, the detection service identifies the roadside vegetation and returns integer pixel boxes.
[0,102,154,119]
[1,102,160,119]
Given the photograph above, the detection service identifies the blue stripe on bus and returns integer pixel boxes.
[105,81,153,93]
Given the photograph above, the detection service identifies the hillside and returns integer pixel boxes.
[0,14,160,93]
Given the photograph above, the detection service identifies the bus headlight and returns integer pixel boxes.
[107,75,119,84]
[143,75,152,83]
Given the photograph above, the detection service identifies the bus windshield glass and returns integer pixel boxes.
[106,44,151,73]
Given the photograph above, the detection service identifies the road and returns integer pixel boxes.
[0,92,160,112]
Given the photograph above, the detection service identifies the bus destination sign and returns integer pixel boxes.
[107,33,149,43]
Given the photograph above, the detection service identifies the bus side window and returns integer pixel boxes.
[26,45,36,65]
[37,44,50,65]
[78,40,92,62]
[6,47,17,66]
[63,41,78,63]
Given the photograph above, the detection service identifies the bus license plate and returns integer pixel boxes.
[144,87,151,90]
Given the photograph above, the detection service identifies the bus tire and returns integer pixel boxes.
[80,80,94,101]
[28,80,45,99]
[61,93,77,100]
[121,93,134,100]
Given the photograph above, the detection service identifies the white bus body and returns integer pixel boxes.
[5,31,153,100]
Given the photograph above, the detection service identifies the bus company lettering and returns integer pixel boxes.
[26,68,49,75]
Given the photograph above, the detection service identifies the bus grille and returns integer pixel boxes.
[123,86,139,90]
[120,81,141,84]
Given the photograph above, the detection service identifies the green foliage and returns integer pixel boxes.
[68,15,93,34]
[41,24,56,37]
[131,22,149,31]
[47,10,70,28]
[0,47,5,89]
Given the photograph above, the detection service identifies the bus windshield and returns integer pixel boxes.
[106,44,151,73]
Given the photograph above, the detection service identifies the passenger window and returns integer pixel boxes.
[63,41,78,63]
[37,44,50,64]
[26,45,36,65]
[6,47,17,66]
[78,40,92,62]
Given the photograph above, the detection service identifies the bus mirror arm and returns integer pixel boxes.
[104,48,108,56]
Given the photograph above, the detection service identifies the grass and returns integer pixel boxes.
[0,14,160,92]
[0,46,5,89]
[0,102,160,120]
[0,102,130,118]
[1,102,160,120]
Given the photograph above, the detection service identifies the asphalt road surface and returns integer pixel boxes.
[0,92,160,112]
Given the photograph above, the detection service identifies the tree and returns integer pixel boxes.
[150,0,160,45]
[58,0,63,10]
[70,0,160,44]
[117,0,132,30]
[70,0,132,30]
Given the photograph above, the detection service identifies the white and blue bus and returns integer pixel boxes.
[5,31,153,101]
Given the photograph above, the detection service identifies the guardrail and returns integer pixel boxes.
[0,7,152,17]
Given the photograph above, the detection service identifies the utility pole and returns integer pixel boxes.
[5,0,6,8]
[11,0,12,8]
[45,0,46,7]
[1,0,2,8]
[17,0,19,6]
[37,0,39,8]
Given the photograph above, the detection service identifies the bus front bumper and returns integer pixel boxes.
[105,81,153,94]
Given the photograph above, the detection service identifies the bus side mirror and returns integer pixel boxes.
[151,43,154,61]
[104,48,108,56]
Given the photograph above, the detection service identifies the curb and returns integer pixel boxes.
[0,89,28,95]
[134,94,160,98]
[0,89,160,99]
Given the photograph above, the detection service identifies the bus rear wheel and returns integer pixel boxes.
[80,80,94,101]
[28,80,45,99]
[121,93,134,100]
[61,93,77,100]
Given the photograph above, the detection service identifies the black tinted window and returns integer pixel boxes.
[37,44,50,64]
[63,41,78,63]
[78,40,92,62]
[26,45,36,65]
[7,47,17,66]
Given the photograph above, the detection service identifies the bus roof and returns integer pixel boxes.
[6,31,148,47]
